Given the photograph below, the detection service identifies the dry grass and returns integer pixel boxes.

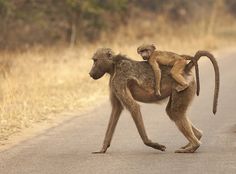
[0,47,109,141]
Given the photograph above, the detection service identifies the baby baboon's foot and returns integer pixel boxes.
[175,144,200,153]
[145,142,166,151]
[176,84,189,92]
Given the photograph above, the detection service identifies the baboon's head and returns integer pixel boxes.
[137,44,156,60]
[89,48,115,80]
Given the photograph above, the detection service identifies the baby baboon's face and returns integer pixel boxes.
[137,44,156,60]
[89,48,114,80]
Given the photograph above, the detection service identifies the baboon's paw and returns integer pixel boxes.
[180,143,191,149]
[148,142,166,151]
[92,150,107,154]
[181,132,203,149]
[175,144,200,153]
[158,144,167,151]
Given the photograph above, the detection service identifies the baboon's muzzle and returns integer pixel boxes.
[89,68,105,80]
[89,72,99,80]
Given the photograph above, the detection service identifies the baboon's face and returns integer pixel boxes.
[137,44,156,60]
[89,48,114,80]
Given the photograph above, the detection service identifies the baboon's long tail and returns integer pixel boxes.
[185,51,220,114]
[182,55,200,96]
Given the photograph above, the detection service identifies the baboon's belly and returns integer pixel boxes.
[128,78,173,103]
[121,61,174,103]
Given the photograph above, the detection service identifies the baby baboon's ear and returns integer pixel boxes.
[151,44,156,50]
[107,49,114,60]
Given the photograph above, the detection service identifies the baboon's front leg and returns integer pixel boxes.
[93,93,123,154]
[118,87,166,151]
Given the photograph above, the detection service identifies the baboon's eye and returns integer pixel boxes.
[107,51,114,58]
[93,59,98,62]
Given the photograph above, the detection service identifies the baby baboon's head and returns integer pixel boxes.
[137,44,156,60]
[89,48,115,80]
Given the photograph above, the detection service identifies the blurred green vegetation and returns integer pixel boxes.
[0,0,235,49]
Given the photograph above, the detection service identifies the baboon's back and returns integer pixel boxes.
[113,55,173,86]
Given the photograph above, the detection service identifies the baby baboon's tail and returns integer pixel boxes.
[185,51,220,114]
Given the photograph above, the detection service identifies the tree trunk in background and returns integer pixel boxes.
[69,12,79,48]
[0,13,9,49]
[207,0,223,36]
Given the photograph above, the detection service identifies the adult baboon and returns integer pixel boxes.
[89,48,219,153]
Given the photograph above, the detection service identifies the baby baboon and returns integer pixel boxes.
[137,44,195,95]
[89,48,219,153]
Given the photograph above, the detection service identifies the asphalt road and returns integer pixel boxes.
[0,51,236,174]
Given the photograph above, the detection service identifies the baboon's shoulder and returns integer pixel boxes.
[113,54,134,64]
[113,55,143,73]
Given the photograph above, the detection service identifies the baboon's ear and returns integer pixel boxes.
[151,44,156,50]
[137,47,140,54]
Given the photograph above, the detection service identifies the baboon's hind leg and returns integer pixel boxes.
[166,89,201,153]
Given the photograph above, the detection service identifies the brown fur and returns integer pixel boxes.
[89,48,219,153]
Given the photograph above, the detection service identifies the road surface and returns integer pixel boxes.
[0,50,236,174]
